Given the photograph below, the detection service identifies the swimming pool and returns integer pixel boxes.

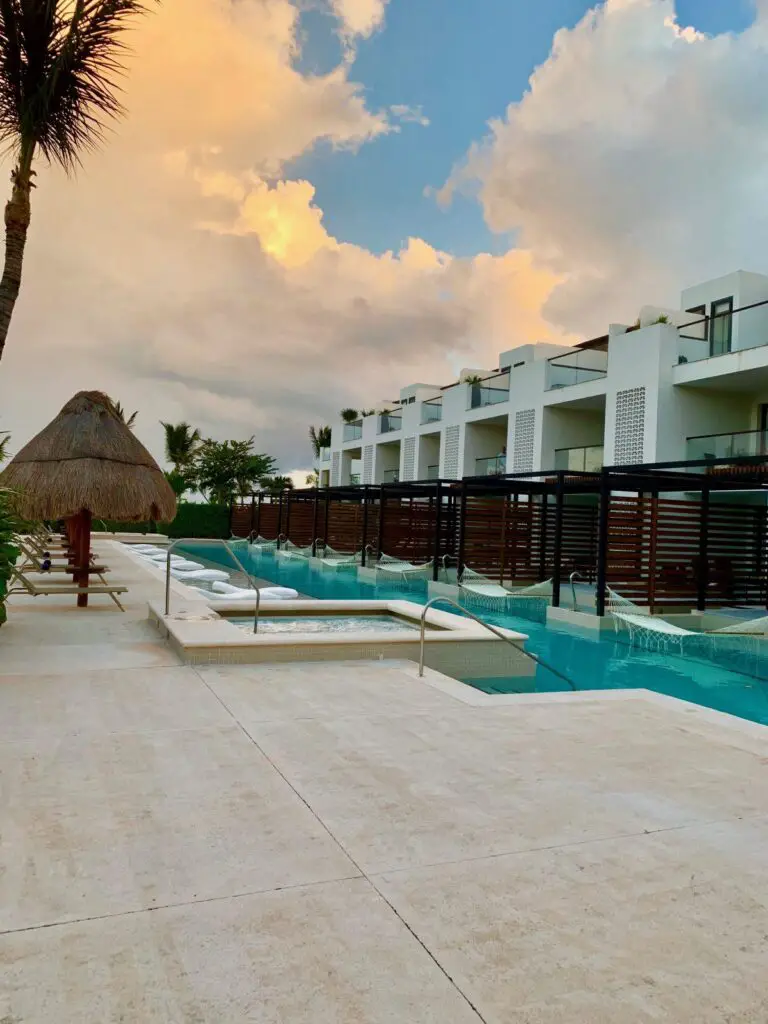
[181,543,768,725]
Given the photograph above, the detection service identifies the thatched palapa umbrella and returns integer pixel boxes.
[0,391,176,606]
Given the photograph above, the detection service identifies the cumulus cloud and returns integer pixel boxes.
[442,0,768,336]
[0,0,564,473]
[330,0,389,40]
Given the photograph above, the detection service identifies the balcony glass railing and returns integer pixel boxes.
[546,350,608,390]
[382,469,399,483]
[687,430,768,461]
[468,376,512,407]
[426,464,439,480]
[421,400,443,424]
[320,447,331,462]
[343,422,362,442]
[379,414,402,434]
[554,445,604,473]
[475,455,506,476]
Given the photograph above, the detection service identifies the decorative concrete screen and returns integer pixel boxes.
[614,387,646,465]
[331,451,341,486]
[363,445,374,484]
[402,437,416,482]
[513,409,535,473]
[443,425,460,479]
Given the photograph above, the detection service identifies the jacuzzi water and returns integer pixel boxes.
[179,542,768,725]
[229,614,418,635]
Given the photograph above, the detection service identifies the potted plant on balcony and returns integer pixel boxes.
[0,488,19,627]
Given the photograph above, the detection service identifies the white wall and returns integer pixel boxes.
[373,441,400,482]
[463,422,507,473]
[540,407,605,469]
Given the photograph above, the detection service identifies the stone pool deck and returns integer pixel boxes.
[1,540,768,1021]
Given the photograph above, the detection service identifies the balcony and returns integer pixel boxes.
[546,349,608,390]
[554,445,604,473]
[687,430,768,462]
[320,447,331,462]
[382,469,399,483]
[421,399,443,424]
[426,464,439,480]
[467,372,510,410]
[343,421,362,442]
[379,413,402,434]
[475,455,506,476]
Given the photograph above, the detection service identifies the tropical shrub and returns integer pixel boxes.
[0,489,19,626]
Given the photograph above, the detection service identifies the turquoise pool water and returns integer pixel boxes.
[181,543,768,726]
[229,614,419,635]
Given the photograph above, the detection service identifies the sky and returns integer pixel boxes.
[0,0,764,482]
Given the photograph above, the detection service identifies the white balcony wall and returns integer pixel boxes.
[508,359,548,473]
[541,407,605,470]
[374,441,401,483]
[464,421,507,475]
[418,433,441,480]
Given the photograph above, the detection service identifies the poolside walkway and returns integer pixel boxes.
[2,541,768,1021]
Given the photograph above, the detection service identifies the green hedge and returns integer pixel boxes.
[92,503,231,540]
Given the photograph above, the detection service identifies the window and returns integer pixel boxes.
[709,297,733,356]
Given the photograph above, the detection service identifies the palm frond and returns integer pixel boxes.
[0,0,153,170]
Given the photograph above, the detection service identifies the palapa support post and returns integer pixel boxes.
[74,508,92,607]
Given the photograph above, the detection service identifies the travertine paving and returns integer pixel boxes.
[1,541,767,1022]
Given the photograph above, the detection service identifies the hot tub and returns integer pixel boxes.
[150,598,532,680]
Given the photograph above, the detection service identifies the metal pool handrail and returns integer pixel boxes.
[418,596,576,689]
[569,571,584,610]
[277,533,287,549]
[164,538,263,634]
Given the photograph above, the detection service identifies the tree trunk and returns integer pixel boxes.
[0,157,33,363]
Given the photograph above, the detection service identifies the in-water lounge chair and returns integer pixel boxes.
[459,567,553,611]
[375,553,433,585]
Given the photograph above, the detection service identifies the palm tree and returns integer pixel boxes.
[161,421,201,472]
[309,425,331,460]
[0,0,153,363]
[261,475,294,495]
[113,401,137,429]
[0,431,9,463]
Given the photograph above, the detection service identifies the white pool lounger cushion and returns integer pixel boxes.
[210,581,299,600]
[171,568,231,582]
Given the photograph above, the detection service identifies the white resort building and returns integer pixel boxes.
[320,270,768,487]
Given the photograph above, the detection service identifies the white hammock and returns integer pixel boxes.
[315,544,361,571]
[606,587,695,653]
[459,568,553,612]
[713,614,768,635]
[276,540,313,560]
[252,535,278,552]
[375,553,433,587]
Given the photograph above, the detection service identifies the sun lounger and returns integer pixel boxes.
[14,541,110,582]
[7,570,127,611]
